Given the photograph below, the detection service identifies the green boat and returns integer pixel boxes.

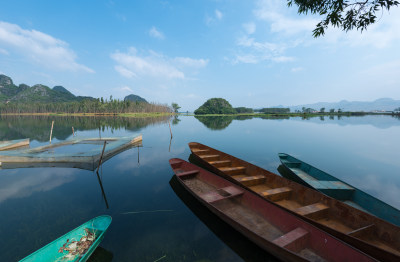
[278,153,400,226]
[19,215,112,262]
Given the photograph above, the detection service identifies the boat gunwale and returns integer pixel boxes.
[170,158,376,262]
[278,152,400,226]
[188,142,400,261]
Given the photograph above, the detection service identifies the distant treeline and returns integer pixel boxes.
[257,108,290,114]
[0,99,172,114]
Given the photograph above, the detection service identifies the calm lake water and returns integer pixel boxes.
[1,114,400,261]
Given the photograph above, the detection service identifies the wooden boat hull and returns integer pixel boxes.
[19,215,112,262]
[188,142,400,261]
[278,153,400,226]
[0,138,29,151]
[169,158,375,262]
[0,135,142,171]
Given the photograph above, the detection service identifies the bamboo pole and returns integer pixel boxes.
[169,121,173,139]
[49,121,54,143]
[96,141,107,173]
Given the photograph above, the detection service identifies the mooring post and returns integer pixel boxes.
[96,141,107,173]
[72,126,75,136]
[49,120,54,143]
[169,121,173,139]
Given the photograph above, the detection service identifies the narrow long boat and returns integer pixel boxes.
[169,158,376,262]
[19,215,112,262]
[278,153,400,226]
[0,138,29,151]
[188,142,400,261]
[0,135,142,170]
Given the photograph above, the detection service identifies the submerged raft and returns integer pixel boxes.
[0,135,142,171]
[0,138,30,151]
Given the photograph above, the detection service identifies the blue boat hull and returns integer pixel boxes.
[278,153,400,226]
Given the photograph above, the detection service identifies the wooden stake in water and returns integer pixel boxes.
[96,141,107,173]
[49,121,54,143]
[72,126,75,136]
[169,121,173,139]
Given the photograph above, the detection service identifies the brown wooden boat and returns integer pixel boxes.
[169,158,376,262]
[188,142,400,261]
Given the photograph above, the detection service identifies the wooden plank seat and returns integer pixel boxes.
[219,166,246,175]
[295,203,329,220]
[199,154,219,161]
[290,168,318,181]
[347,224,375,237]
[176,170,199,179]
[209,160,231,167]
[235,175,265,187]
[260,187,292,202]
[272,227,309,252]
[200,186,244,203]
[191,148,209,154]
[308,180,354,191]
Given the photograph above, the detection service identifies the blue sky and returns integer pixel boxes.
[0,0,399,111]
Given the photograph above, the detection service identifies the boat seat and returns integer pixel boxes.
[199,154,219,161]
[236,175,265,187]
[191,149,209,154]
[290,168,317,181]
[308,180,354,190]
[209,160,231,168]
[219,166,246,176]
[295,203,329,220]
[347,224,375,237]
[176,170,199,179]
[201,186,244,203]
[272,227,309,252]
[260,187,292,202]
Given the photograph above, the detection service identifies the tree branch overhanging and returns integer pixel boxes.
[287,0,399,37]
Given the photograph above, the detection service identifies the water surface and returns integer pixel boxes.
[0,115,399,261]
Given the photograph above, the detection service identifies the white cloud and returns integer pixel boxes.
[243,22,256,35]
[272,56,294,62]
[215,9,223,20]
[205,9,224,25]
[121,85,133,92]
[254,0,317,36]
[0,21,94,73]
[111,47,208,79]
[149,26,165,39]
[233,35,293,64]
[291,67,304,72]
[0,48,8,55]
[174,57,209,68]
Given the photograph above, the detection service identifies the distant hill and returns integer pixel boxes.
[124,94,147,103]
[0,74,94,103]
[283,98,400,112]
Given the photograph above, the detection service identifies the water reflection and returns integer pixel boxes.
[169,176,279,262]
[0,168,76,203]
[87,246,113,262]
[193,114,400,130]
[195,116,234,130]
[0,115,172,141]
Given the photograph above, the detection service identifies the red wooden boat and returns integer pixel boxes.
[188,142,400,261]
[169,158,376,262]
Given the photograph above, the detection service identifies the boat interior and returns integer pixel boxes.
[189,143,400,256]
[170,159,342,262]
